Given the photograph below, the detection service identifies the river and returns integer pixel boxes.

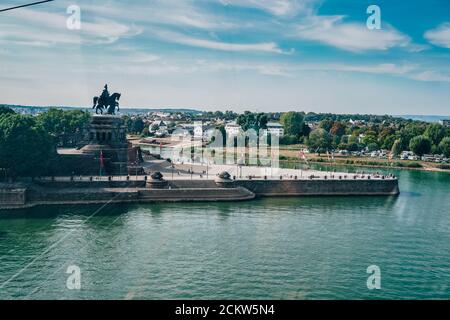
[0,166,449,299]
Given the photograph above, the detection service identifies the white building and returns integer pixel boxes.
[266,122,284,136]
[149,120,168,137]
[194,122,216,141]
[441,119,450,128]
[225,121,241,136]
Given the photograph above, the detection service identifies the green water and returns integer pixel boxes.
[0,168,449,299]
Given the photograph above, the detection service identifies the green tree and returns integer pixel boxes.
[36,109,90,146]
[0,114,54,177]
[409,135,431,156]
[397,122,426,150]
[237,111,268,132]
[424,123,446,146]
[319,119,333,132]
[439,137,450,157]
[307,129,332,153]
[367,142,379,152]
[122,115,133,132]
[280,112,306,137]
[0,106,15,117]
[131,118,145,134]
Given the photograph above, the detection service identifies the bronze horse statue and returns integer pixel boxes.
[93,93,121,115]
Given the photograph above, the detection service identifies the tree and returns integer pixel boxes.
[330,121,346,136]
[367,142,379,152]
[36,109,90,146]
[280,112,306,137]
[237,111,268,132]
[0,114,54,177]
[409,135,431,156]
[131,118,145,134]
[0,106,15,117]
[122,115,133,132]
[319,119,334,132]
[307,129,332,153]
[424,123,446,146]
[150,123,160,133]
[439,137,450,157]
[397,122,426,150]
[362,130,378,147]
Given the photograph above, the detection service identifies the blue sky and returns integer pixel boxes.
[0,0,449,115]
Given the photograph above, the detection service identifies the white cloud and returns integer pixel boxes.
[82,1,237,30]
[0,8,141,46]
[295,15,412,52]
[152,29,287,54]
[425,23,450,49]
[219,0,318,17]
[409,71,450,83]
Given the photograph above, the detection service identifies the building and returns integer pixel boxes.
[266,122,284,136]
[441,119,450,128]
[149,120,169,137]
[194,122,216,141]
[225,121,241,136]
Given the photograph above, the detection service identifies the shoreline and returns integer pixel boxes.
[132,139,450,174]
[279,159,450,173]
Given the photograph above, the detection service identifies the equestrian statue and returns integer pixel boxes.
[92,84,121,115]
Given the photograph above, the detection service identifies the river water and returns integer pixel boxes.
[0,166,449,299]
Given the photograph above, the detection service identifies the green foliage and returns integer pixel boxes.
[367,142,379,152]
[439,137,450,157]
[280,135,299,145]
[307,128,332,153]
[280,112,307,137]
[131,118,145,134]
[122,115,133,132]
[150,123,160,132]
[397,122,426,150]
[319,119,333,132]
[0,114,54,177]
[405,162,423,168]
[0,106,15,117]
[37,109,90,135]
[362,130,378,147]
[237,111,268,132]
[347,142,359,152]
[424,123,446,146]
[409,135,432,156]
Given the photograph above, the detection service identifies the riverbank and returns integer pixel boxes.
[132,138,450,174]
[1,166,399,210]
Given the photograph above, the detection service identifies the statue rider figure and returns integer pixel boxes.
[100,84,109,103]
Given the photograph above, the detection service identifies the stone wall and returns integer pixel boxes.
[230,178,399,196]
[1,177,399,210]
[0,188,26,206]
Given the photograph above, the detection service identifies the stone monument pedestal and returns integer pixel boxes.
[79,115,141,176]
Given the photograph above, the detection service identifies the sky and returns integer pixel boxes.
[0,0,449,115]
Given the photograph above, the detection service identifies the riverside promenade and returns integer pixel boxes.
[0,161,399,210]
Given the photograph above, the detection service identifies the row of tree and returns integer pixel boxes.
[0,107,91,178]
[299,117,450,157]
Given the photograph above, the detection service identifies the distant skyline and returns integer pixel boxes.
[1,0,449,115]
